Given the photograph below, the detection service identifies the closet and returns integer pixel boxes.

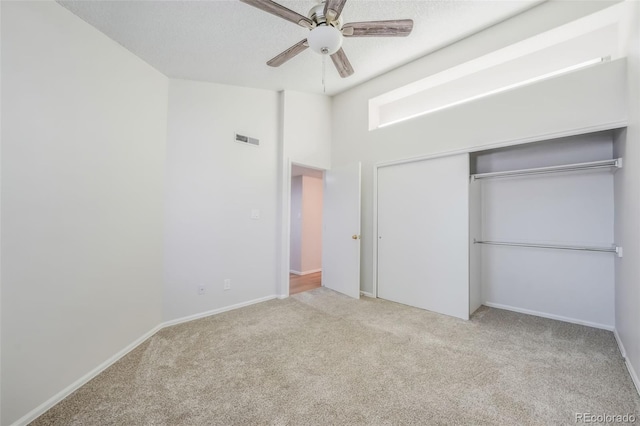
[376,130,621,329]
[470,131,618,329]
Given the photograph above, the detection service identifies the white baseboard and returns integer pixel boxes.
[13,294,278,426]
[615,329,627,358]
[360,291,374,298]
[11,323,163,426]
[162,295,277,328]
[614,329,640,396]
[289,268,321,276]
[483,302,615,331]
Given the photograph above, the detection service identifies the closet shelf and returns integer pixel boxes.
[470,158,622,181]
[474,239,623,257]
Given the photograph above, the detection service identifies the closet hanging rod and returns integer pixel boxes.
[474,239,623,257]
[470,158,622,181]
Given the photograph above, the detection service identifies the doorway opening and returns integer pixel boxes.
[289,164,324,295]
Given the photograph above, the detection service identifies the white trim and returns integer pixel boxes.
[11,323,163,426]
[614,329,640,396]
[615,329,627,358]
[162,295,277,328]
[624,356,639,396]
[278,156,293,299]
[13,295,278,426]
[360,291,375,298]
[371,162,379,299]
[483,302,614,331]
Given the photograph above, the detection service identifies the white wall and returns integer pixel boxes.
[1,1,168,424]
[300,176,323,273]
[282,91,332,170]
[332,1,628,295]
[290,176,303,273]
[278,90,332,295]
[475,133,615,328]
[614,0,640,392]
[163,79,279,321]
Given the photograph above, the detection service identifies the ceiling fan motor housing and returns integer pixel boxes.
[307,25,343,55]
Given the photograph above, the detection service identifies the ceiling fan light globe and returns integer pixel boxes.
[307,25,343,55]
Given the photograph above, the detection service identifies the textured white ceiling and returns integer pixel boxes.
[57,0,542,96]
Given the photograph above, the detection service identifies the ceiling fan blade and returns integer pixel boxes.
[267,39,309,67]
[324,0,347,22]
[239,0,314,29]
[342,19,413,37]
[330,48,354,78]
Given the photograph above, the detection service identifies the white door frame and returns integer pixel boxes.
[278,158,327,298]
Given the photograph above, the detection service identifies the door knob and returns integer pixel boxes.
[352,234,360,240]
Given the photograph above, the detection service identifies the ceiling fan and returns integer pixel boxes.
[239,0,414,78]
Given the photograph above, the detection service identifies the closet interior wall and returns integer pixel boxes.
[470,131,617,329]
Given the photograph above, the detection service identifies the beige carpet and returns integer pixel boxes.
[32,288,639,425]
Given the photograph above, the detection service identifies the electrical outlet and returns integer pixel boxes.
[197,285,206,295]
[224,279,231,291]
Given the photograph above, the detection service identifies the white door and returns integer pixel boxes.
[377,154,469,320]
[322,162,361,299]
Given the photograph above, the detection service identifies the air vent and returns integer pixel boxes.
[235,133,259,147]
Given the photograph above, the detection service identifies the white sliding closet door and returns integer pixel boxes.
[377,153,470,320]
